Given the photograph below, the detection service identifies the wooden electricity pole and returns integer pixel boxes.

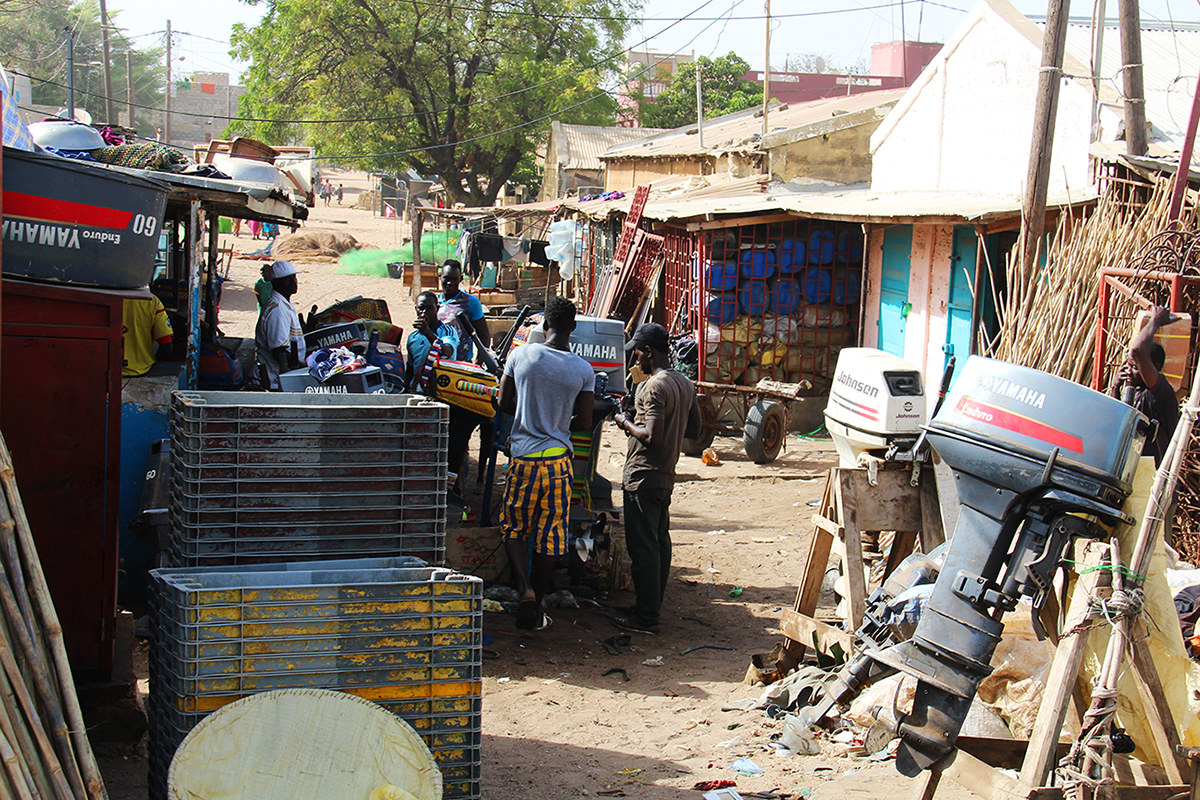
[126,52,135,128]
[1019,0,1071,278]
[165,20,172,144]
[99,0,114,124]
[1119,0,1147,154]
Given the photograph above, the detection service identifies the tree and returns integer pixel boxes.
[0,0,165,134]
[634,52,762,130]
[229,0,632,207]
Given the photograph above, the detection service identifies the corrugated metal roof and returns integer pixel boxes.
[553,123,668,170]
[565,175,1094,225]
[1057,22,1200,148]
[600,89,908,160]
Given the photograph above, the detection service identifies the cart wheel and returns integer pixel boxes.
[682,395,717,456]
[744,400,785,464]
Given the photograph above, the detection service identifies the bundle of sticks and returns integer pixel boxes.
[982,177,1198,385]
[0,436,106,800]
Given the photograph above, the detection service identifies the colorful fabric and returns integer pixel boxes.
[0,67,34,151]
[93,143,190,172]
[404,326,460,394]
[121,296,173,377]
[501,453,573,556]
[437,290,485,361]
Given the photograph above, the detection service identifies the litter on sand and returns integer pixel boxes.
[730,757,763,775]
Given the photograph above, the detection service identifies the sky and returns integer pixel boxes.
[107,0,1200,82]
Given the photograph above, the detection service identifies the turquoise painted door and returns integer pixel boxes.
[878,226,913,357]
[944,226,978,373]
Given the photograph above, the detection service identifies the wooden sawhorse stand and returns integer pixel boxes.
[781,460,946,661]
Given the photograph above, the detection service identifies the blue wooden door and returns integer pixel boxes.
[878,226,913,357]
[944,226,977,373]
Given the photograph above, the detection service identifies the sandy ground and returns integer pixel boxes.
[96,169,979,800]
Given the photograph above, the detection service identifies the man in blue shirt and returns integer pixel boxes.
[438,259,493,496]
[405,291,459,395]
[438,259,489,362]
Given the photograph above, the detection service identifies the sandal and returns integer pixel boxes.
[534,613,553,631]
[515,598,540,630]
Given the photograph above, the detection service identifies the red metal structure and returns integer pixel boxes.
[1,279,123,678]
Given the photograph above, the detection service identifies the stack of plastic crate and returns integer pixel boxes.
[147,558,482,800]
[168,391,448,567]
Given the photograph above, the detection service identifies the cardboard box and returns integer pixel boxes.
[444,526,508,581]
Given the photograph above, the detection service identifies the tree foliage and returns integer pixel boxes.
[0,0,165,134]
[230,0,632,206]
[634,52,761,130]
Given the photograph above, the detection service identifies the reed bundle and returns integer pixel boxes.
[0,435,106,800]
[982,177,1195,386]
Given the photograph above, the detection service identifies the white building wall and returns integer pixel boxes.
[870,2,1096,197]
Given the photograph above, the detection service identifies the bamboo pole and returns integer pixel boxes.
[0,726,35,800]
[0,563,82,800]
[0,637,72,800]
[0,675,44,800]
[0,654,53,800]
[0,439,106,800]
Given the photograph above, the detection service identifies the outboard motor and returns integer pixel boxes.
[816,356,1148,776]
[824,348,926,467]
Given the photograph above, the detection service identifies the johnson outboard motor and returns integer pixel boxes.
[815,356,1148,776]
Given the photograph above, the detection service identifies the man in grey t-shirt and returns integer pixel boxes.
[494,297,595,630]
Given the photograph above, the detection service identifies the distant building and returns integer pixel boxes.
[539,121,669,200]
[160,72,247,149]
[619,42,941,126]
[618,48,695,127]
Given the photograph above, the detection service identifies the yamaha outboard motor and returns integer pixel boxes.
[816,356,1148,776]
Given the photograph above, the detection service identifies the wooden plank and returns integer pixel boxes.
[1128,633,1187,784]
[811,513,842,537]
[845,468,925,532]
[919,467,946,552]
[778,609,854,655]
[687,212,800,231]
[910,767,940,800]
[956,736,1070,770]
[794,474,836,616]
[939,748,1037,800]
[884,530,918,581]
[838,471,869,629]
[1019,541,1107,789]
[1095,788,1190,800]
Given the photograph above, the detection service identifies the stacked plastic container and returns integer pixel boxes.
[168,391,449,567]
[147,558,483,800]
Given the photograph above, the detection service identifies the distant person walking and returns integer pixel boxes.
[612,323,701,635]
[336,184,344,205]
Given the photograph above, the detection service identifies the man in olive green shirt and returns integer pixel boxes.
[612,323,701,634]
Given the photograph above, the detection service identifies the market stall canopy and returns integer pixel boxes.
[105,164,306,225]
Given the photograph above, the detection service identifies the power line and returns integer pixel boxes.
[22,0,721,126]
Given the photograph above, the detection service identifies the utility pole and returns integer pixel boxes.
[127,51,135,128]
[1089,0,1108,142]
[696,63,704,148]
[65,27,75,120]
[762,0,771,140]
[1118,0,1147,154]
[99,0,114,124]
[165,20,172,144]
[1019,0,1071,278]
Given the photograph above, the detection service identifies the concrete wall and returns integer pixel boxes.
[870,3,1096,197]
[604,157,709,191]
[769,122,878,183]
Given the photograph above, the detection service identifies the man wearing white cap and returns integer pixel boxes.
[255,261,305,390]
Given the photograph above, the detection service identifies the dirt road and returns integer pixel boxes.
[98,169,975,800]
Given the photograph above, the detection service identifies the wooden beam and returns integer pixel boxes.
[938,748,1038,800]
[687,213,801,231]
[779,609,854,655]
